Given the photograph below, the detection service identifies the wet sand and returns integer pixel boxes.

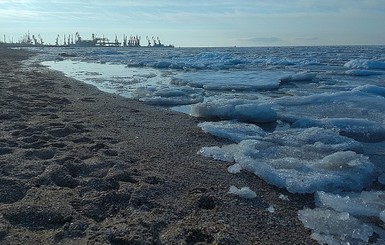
[0,47,316,244]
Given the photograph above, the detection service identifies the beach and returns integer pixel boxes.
[0,47,316,244]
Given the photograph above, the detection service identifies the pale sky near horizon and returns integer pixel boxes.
[1,0,384,47]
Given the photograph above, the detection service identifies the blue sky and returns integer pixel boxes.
[1,0,385,47]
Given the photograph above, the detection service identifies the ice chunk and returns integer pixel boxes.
[268,127,363,153]
[228,186,256,199]
[280,71,317,82]
[378,173,385,185]
[200,127,374,193]
[267,205,275,213]
[275,89,385,133]
[353,84,385,97]
[292,118,385,143]
[228,163,242,174]
[134,86,204,106]
[344,59,385,70]
[345,69,382,76]
[298,208,374,243]
[198,146,234,162]
[315,191,385,218]
[380,210,385,223]
[198,120,266,143]
[278,194,290,201]
[192,99,277,123]
[176,70,283,91]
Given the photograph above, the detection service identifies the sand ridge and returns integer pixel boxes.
[0,48,316,244]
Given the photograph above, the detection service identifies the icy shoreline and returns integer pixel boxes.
[36,46,385,244]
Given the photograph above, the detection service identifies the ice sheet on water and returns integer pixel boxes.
[345,69,383,76]
[298,208,374,243]
[199,127,374,193]
[315,191,385,218]
[293,118,385,143]
[378,173,385,185]
[174,70,284,91]
[280,71,317,82]
[198,145,236,162]
[344,59,385,70]
[228,185,257,199]
[198,120,267,143]
[275,88,385,127]
[133,86,204,106]
[353,84,385,97]
[300,191,385,244]
[191,99,277,123]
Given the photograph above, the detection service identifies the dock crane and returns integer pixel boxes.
[55,34,60,46]
[32,35,38,45]
[146,36,151,46]
[38,34,43,45]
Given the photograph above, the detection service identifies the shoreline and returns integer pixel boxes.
[0,47,316,244]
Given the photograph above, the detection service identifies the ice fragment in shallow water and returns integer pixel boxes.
[267,205,275,213]
[298,208,373,243]
[316,191,385,218]
[280,71,317,82]
[228,186,256,199]
[279,194,290,201]
[198,120,266,143]
[292,118,385,143]
[378,173,385,185]
[380,210,385,223]
[227,163,242,174]
[344,59,385,69]
[192,99,277,123]
[198,146,234,162]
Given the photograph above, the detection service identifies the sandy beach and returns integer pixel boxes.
[0,47,316,244]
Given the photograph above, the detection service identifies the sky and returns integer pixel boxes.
[1,0,385,47]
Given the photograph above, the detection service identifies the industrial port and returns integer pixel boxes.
[0,32,174,48]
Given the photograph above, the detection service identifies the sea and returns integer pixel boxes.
[30,45,385,244]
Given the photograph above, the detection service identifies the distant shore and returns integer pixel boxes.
[0,47,316,244]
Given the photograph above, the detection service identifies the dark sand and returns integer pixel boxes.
[0,48,316,244]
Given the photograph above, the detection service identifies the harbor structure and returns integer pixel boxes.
[0,32,174,48]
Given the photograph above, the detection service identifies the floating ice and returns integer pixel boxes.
[267,205,275,213]
[134,86,204,106]
[315,191,385,218]
[345,69,383,76]
[227,163,242,173]
[353,84,385,97]
[344,59,385,70]
[293,118,385,143]
[198,146,235,162]
[200,127,374,193]
[298,208,374,243]
[279,194,290,201]
[275,88,385,130]
[280,71,317,82]
[228,185,257,199]
[174,70,283,91]
[378,173,385,185]
[381,210,385,223]
[192,99,277,123]
[198,120,266,143]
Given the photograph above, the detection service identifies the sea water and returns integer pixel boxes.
[33,46,385,244]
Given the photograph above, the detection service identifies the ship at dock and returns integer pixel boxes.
[1,32,174,48]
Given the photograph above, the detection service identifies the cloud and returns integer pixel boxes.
[295,37,321,42]
[242,37,282,44]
